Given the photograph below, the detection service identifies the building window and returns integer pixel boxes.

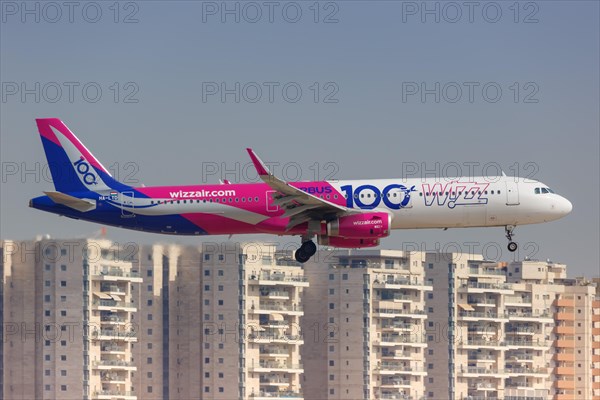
[60,295,66,302]
[61,370,67,376]
[45,369,51,376]
[147,357,152,364]
[342,273,348,280]
[147,299,153,306]
[329,360,334,366]
[427,293,433,299]
[60,281,66,287]
[329,374,334,381]
[147,328,153,335]
[428,363,433,369]
[218,300,223,306]
[148,386,153,393]
[45,280,51,287]
[205,372,210,378]
[60,340,66,346]
[45,310,51,316]
[147,285,153,291]
[44,295,51,302]
[329,274,334,280]
[205,387,210,393]
[329,288,334,295]
[61,355,66,361]
[204,285,210,291]
[60,310,66,317]
[204,269,210,276]
[60,385,67,391]
[219,387,224,393]
[330,389,335,395]
[60,265,66,271]
[428,307,433,313]
[148,314,153,321]
[204,254,210,261]
[205,358,210,364]
[218,270,224,276]
[45,355,51,361]
[218,372,224,378]
[329,303,334,309]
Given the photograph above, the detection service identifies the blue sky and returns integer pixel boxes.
[1,1,598,276]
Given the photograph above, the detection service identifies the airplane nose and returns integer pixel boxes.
[555,196,573,217]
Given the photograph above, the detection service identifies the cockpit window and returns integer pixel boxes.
[535,187,556,194]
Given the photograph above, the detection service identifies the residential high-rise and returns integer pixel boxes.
[302,250,433,400]
[2,238,598,400]
[1,238,142,400]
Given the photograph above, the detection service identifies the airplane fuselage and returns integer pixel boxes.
[31,176,572,236]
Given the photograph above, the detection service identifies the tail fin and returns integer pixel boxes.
[36,118,129,193]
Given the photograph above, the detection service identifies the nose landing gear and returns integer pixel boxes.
[505,225,518,252]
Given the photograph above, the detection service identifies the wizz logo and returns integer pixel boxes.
[73,157,98,185]
[422,181,489,208]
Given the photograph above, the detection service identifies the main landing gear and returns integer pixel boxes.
[295,240,317,263]
[505,225,518,252]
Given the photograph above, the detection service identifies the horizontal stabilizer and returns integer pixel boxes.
[44,191,96,212]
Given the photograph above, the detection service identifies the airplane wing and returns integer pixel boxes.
[247,148,358,230]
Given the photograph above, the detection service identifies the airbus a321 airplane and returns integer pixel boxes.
[30,119,573,263]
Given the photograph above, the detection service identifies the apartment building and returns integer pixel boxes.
[1,238,142,400]
[199,242,307,400]
[2,238,598,400]
[425,254,599,400]
[302,249,433,400]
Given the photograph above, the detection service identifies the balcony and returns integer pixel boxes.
[554,298,575,307]
[505,311,553,322]
[249,391,303,400]
[555,379,575,389]
[555,366,575,375]
[505,339,548,349]
[505,325,537,335]
[461,282,513,294]
[458,367,506,377]
[92,268,142,282]
[249,362,303,373]
[555,338,575,348]
[554,352,575,362]
[459,311,507,322]
[100,284,126,294]
[248,333,303,344]
[381,323,417,332]
[374,308,427,319]
[249,274,309,287]
[374,363,426,376]
[259,377,292,387]
[100,345,126,354]
[381,351,414,360]
[505,353,534,362]
[261,290,290,300]
[93,359,136,370]
[556,312,575,321]
[505,367,548,376]
[555,325,575,335]
[460,339,504,349]
[260,347,290,357]
[376,334,427,347]
[373,278,433,290]
[93,300,137,311]
[379,378,412,388]
[92,329,137,341]
[252,303,303,316]
[504,296,532,307]
[93,391,136,400]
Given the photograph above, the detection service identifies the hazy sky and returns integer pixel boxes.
[1,1,598,277]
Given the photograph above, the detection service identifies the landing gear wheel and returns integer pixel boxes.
[303,240,317,257]
[295,240,317,263]
[294,249,310,263]
[504,225,518,253]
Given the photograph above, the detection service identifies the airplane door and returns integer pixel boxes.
[120,191,135,217]
[265,190,279,212]
[505,181,520,205]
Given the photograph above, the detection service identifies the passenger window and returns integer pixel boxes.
[491,190,494,194]
[255,197,259,202]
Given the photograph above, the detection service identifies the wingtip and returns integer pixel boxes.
[246,148,269,176]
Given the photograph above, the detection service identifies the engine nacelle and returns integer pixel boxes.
[327,212,391,239]
[317,235,380,249]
